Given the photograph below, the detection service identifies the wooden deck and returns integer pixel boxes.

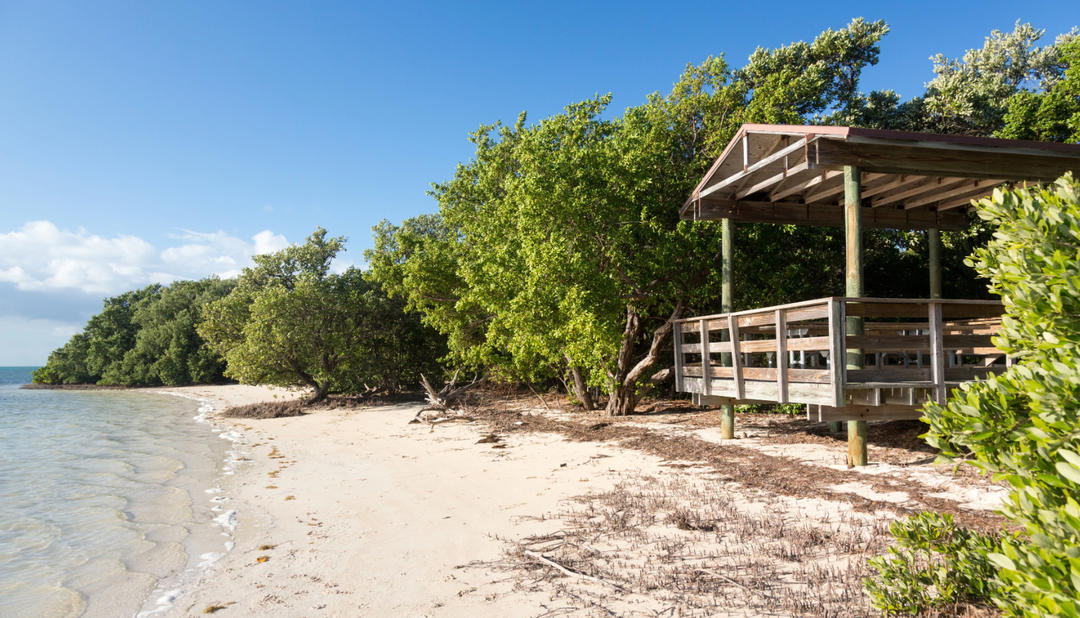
[672,297,1005,421]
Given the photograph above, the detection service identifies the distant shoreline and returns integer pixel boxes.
[20,382,231,391]
[20,383,135,390]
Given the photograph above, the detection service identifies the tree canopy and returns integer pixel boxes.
[32,278,234,386]
[368,18,902,415]
[200,228,444,401]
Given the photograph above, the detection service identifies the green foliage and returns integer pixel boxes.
[999,37,1080,142]
[367,19,890,415]
[32,281,233,386]
[864,512,1004,615]
[922,175,1080,615]
[201,228,443,400]
[921,22,1075,136]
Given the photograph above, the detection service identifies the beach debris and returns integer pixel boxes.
[415,370,485,418]
[256,555,270,563]
[257,544,275,550]
[284,495,296,501]
[476,433,501,444]
[522,550,626,591]
[202,602,235,613]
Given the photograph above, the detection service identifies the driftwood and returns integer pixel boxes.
[411,371,485,426]
[523,550,626,592]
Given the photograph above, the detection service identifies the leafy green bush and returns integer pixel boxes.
[920,174,1080,616]
[32,280,233,386]
[199,228,444,402]
[864,512,1004,615]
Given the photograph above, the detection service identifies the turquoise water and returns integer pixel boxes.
[0,368,234,617]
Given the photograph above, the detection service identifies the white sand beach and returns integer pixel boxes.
[150,385,1008,617]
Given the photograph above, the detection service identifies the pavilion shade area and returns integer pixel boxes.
[681,124,1080,230]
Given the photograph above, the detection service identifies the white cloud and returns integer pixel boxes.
[0,221,292,296]
[0,315,83,366]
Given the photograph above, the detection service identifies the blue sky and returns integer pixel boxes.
[1,0,1079,365]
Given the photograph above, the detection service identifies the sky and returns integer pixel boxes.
[2,0,1079,365]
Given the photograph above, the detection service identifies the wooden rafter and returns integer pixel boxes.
[683,123,1080,227]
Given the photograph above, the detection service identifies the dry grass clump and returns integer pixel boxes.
[504,475,890,617]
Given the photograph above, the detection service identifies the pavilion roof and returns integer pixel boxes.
[681,124,1080,230]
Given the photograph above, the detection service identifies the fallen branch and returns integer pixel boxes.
[523,550,626,592]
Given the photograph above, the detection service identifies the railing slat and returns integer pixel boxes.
[828,299,845,407]
[728,314,744,400]
[699,319,711,396]
[928,302,946,403]
[776,309,788,404]
[673,322,684,392]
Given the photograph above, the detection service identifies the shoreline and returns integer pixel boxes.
[127,385,1008,616]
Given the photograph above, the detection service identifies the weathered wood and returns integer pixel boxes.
[929,302,947,403]
[728,314,744,400]
[694,198,971,230]
[770,169,843,200]
[847,366,1003,382]
[776,309,789,403]
[828,299,845,408]
[873,176,956,207]
[845,333,996,352]
[720,217,734,439]
[817,404,925,422]
[928,227,942,299]
[844,301,1003,319]
[904,178,1005,209]
[699,319,711,397]
[698,138,809,199]
[844,165,868,467]
[737,161,809,199]
[683,366,832,383]
[672,322,684,392]
[681,377,837,405]
[812,137,1080,182]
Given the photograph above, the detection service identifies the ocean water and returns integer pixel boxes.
[0,368,237,617]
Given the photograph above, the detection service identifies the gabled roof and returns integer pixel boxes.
[682,124,1080,230]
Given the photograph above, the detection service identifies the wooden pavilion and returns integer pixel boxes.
[671,124,1080,465]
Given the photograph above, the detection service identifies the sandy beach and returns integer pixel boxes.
[149,385,1009,617]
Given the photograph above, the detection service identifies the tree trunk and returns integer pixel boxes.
[603,302,683,416]
[568,363,595,411]
[307,381,331,404]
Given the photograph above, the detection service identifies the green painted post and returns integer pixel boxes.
[928,227,942,299]
[844,165,868,467]
[720,217,735,440]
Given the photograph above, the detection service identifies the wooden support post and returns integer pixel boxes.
[720,217,735,439]
[929,302,946,403]
[928,227,942,300]
[699,319,711,396]
[775,309,788,404]
[844,165,868,467]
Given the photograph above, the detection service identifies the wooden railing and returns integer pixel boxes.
[673,297,1005,409]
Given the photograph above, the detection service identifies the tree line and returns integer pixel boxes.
[33,229,444,400]
[35,19,1078,413]
[366,20,1079,415]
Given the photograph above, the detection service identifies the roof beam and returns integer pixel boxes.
[813,138,1080,181]
[910,179,1007,210]
[697,138,807,200]
[694,198,970,230]
[770,169,842,201]
[735,160,810,199]
[873,177,957,207]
